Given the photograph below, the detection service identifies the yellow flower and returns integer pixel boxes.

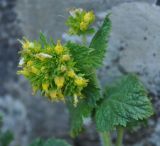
[22,39,34,49]
[54,40,64,54]
[57,92,65,101]
[27,61,33,66]
[17,68,29,76]
[61,54,70,62]
[49,90,65,101]
[84,11,95,24]
[80,21,88,31]
[75,77,88,87]
[54,76,65,88]
[31,66,39,74]
[42,83,49,91]
[49,90,57,100]
[67,70,76,78]
[46,47,52,53]
[73,94,78,107]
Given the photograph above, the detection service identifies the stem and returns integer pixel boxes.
[82,35,87,45]
[101,132,112,146]
[115,127,124,146]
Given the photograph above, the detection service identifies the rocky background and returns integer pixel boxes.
[0,0,160,146]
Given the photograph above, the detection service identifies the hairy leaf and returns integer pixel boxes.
[89,14,111,68]
[67,100,92,137]
[65,42,95,69]
[96,74,154,132]
[67,71,101,136]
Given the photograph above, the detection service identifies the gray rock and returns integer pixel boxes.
[15,0,156,40]
[0,0,22,95]
[98,2,160,97]
[0,95,30,146]
[4,77,71,144]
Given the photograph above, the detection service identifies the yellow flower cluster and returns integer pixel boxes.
[80,11,95,31]
[18,38,89,106]
[66,8,95,35]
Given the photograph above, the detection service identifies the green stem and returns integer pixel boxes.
[101,132,112,146]
[115,127,124,146]
[82,35,87,45]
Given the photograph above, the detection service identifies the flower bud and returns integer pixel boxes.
[67,70,76,78]
[75,77,88,87]
[54,76,65,88]
[84,11,95,24]
[54,40,64,54]
[61,54,70,62]
[42,83,49,91]
[80,21,88,31]
[31,66,39,74]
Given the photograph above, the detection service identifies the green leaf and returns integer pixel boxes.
[67,71,101,137]
[0,131,14,146]
[65,42,95,69]
[29,138,44,146]
[96,74,154,132]
[89,14,111,68]
[29,138,71,146]
[67,100,92,137]
[39,32,48,47]
[83,70,101,105]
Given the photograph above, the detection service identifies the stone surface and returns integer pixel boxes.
[98,2,160,97]
[0,0,22,95]
[4,77,71,144]
[0,95,30,146]
[15,0,156,40]
[1,0,160,146]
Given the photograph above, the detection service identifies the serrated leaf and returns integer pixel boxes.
[29,138,71,146]
[96,74,154,132]
[65,42,95,69]
[83,70,101,105]
[89,14,111,68]
[67,100,92,137]
[67,71,101,137]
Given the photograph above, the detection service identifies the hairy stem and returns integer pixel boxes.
[101,132,112,146]
[115,127,124,146]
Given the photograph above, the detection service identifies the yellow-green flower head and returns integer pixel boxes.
[75,76,88,87]
[54,40,64,54]
[54,76,65,88]
[21,38,34,49]
[67,70,76,78]
[61,54,71,61]
[66,8,95,35]
[80,21,88,31]
[83,11,95,24]
[17,37,89,106]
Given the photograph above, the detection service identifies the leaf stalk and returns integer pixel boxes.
[115,126,124,146]
[101,132,112,146]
